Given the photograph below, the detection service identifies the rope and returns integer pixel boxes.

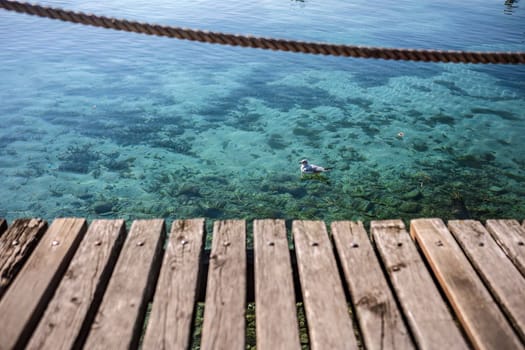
[1,0,525,64]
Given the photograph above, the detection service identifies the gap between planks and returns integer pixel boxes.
[26,219,126,350]
[0,218,87,350]
[411,219,523,350]
[332,220,414,350]
[0,217,524,350]
[0,218,48,299]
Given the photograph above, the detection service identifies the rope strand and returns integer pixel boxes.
[1,0,524,64]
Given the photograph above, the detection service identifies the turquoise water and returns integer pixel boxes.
[1,0,524,224]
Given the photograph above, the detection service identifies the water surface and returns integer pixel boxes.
[1,0,524,224]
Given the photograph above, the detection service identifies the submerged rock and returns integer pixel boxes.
[399,202,421,213]
[455,154,483,168]
[93,202,114,214]
[402,189,423,200]
[356,200,374,213]
[177,184,202,198]
[489,186,506,194]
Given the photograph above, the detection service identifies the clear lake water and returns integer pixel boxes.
[1,0,525,228]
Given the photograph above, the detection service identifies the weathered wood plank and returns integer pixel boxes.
[449,220,525,342]
[83,219,165,350]
[254,219,301,350]
[142,219,206,350]
[411,218,523,350]
[201,220,246,350]
[0,218,7,236]
[0,218,47,299]
[26,219,126,350]
[0,218,86,350]
[332,221,414,350]
[293,220,358,350]
[485,219,525,277]
[371,220,469,350]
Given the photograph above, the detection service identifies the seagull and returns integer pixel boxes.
[300,159,332,174]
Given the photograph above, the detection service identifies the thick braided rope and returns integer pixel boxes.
[1,0,525,64]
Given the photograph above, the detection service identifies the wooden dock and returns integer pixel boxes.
[0,217,524,349]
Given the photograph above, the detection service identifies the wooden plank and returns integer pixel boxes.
[410,218,523,350]
[293,220,358,350]
[485,219,525,277]
[0,218,47,299]
[142,219,206,350]
[449,220,525,342]
[254,219,301,350]
[371,220,469,350]
[332,221,414,350]
[201,220,246,350]
[0,218,7,236]
[83,219,165,350]
[0,218,86,350]
[26,219,126,350]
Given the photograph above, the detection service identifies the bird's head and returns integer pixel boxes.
[300,159,309,165]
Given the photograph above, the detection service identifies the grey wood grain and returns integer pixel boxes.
[332,220,414,350]
[201,220,246,350]
[254,219,301,350]
[26,219,126,350]
[83,219,165,350]
[0,218,86,350]
[293,220,358,350]
[371,220,469,350]
[485,219,525,278]
[0,218,47,299]
[142,219,206,350]
[449,220,525,343]
[411,218,523,350]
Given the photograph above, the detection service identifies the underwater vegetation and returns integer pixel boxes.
[58,143,100,174]
[4,83,522,227]
[470,108,518,121]
[267,134,290,150]
[425,114,456,127]
[1,60,524,227]
[150,137,196,156]
[57,143,137,176]
[102,144,524,235]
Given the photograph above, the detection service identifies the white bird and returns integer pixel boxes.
[300,159,332,174]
